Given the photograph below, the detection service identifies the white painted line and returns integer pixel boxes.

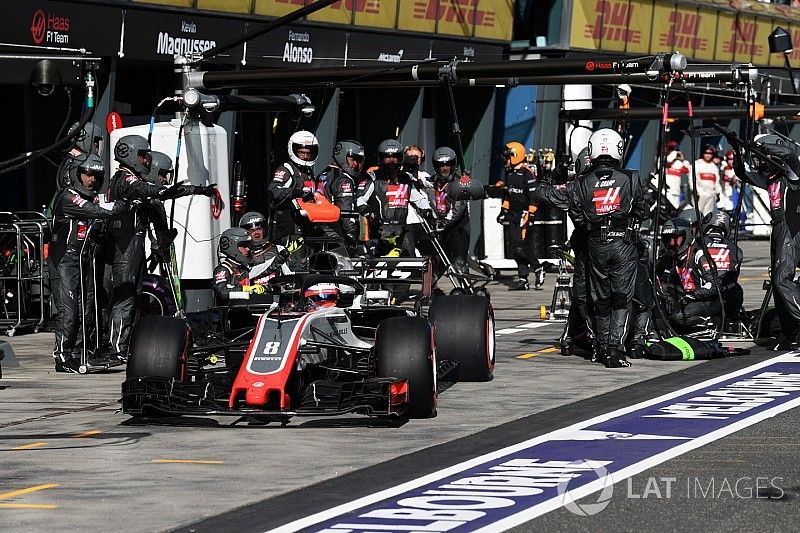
[517,322,551,329]
[269,352,800,533]
[496,328,526,335]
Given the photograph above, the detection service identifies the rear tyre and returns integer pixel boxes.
[127,315,190,380]
[376,317,436,418]
[429,295,495,382]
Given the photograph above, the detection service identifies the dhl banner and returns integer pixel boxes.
[196,0,250,13]
[570,0,800,67]
[354,0,397,29]
[136,0,513,41]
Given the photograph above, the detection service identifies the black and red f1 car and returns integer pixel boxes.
[121,266,494,421]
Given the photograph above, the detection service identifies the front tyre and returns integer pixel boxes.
[376,317,437,418]
[429,295,495,382]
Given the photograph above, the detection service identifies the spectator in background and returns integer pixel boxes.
[693,145,721,216]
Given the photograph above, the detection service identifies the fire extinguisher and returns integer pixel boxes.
[231,160,246,224]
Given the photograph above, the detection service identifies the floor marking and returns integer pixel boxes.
[541,347,560,353]
[0,484,58,501]
[517,323,551,329]
[12,442,47,450]
[153,459,224,465]
[516,353,539,359]
[496,328,526,335]
[270,352,800,533]
[72,430,101,438]
[0,503,58,509]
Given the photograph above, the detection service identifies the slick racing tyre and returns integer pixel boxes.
[376,317,437,419]
[139,274,177,317]
[127,315,190,380]
[429,295,495,382]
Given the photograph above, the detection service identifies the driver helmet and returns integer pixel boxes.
[304,282,340,309]
[332,140,365,179]
[218,227,252,267]
[114,135,151,177]
[288,130,319,168]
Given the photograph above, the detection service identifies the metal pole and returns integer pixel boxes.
[560,105,800,121]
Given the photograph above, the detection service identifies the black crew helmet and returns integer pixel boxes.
[377,139,403,159]
[114,135,151,176]
[73,153,104,196]
[145,151,173,185]
[69,122,103,155]
[332,140,365,179]
[239,211,266,231]
[704,211,731,238]
[218,227,252,266]
[661,217,692,257]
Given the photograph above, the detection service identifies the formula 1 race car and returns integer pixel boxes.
[121,266,495,421]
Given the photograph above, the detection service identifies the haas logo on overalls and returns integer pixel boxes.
[435,190,448,215]
[592,187,621,215]
[386,184,410,208]
[707,246,731,271]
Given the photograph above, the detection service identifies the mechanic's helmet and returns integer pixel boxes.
[332,139,365,179]
[502,141,526,166]
[218,227,252,266]
[73,154,105,195]
[377,139,403,160]
[144,151,174,185]
[239,211,266,231]
[574,147,592,175]
[288,130,319,168]
[678,205,699,230]
[587,128,624,164]
[432,146,457,176]
[114,135,151,176]
[69,121,104,155]
[304,282,341,309]
[705,211,731,238]
[661,217,692,257]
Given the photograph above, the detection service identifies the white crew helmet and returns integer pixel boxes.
[587,128,624,163]
[288,130,319,168]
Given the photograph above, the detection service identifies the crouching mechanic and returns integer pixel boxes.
[51,155,128,372]
[657,218,725,332]
[238,211,292,284]
[570,128,649,368]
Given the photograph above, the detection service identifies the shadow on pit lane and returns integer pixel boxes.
[119,414,409,429]
[0,431,150,450]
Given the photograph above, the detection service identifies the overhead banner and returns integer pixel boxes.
[569,0,800,67]
[7,1,121,56]
[137,0,513,41]
[121,9,248,63]
[245,25,347,67]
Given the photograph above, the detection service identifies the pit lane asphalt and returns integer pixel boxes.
[1,239,794,532]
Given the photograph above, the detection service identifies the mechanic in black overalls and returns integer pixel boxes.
[570,129,649,368]
[50,155,128,372]
[732,134,800,348]
[318,140,366,254]
[429,146,470,274]
[104,135,215,362]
